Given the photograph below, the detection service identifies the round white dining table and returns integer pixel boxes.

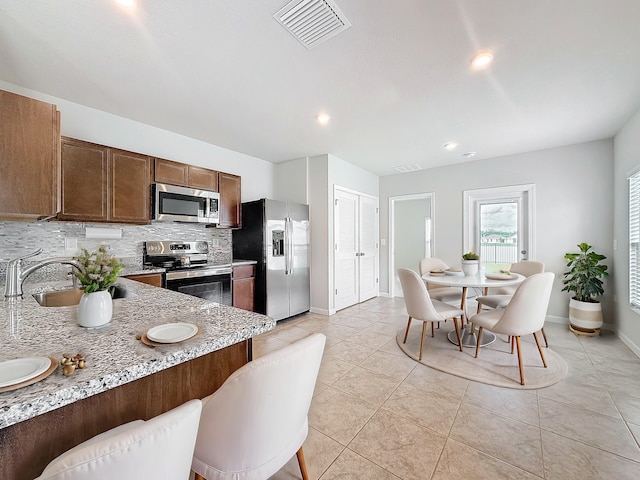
[422,270,525,347]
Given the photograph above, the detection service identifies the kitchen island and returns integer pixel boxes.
[0,278,275,479]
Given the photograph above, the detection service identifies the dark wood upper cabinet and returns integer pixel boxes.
[218,172,241,228]
[0,90,60,219]
[59,138,151,224]
[188,165,218,191]
[154,158,218,191]
[154,158,188,186]
[59,138,108,221]
[110,149,152,223]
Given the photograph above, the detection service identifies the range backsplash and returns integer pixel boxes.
[0,221,232,283]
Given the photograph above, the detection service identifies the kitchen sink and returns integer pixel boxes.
[32,284,133,307]
[32,288,84,307]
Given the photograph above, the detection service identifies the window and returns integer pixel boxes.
[629,171,640,310]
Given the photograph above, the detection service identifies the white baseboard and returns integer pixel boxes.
[310,307,334,316]
[616,330,640,358]
[378,292,391,298]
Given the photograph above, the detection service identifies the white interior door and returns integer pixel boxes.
[359,195,379,302]
[334,189,359,310]
[334,187,379,311]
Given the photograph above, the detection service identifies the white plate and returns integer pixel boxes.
[485,273,517,281]
[0,357,52,388]
[444,269,464,276]
[146,322,198,343]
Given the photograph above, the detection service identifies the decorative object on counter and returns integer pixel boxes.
[60,353,86,376]
[562,242,608,335]
[74,247,124,328]
[461,250,480,276]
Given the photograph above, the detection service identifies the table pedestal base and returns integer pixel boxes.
[448,326,496,348]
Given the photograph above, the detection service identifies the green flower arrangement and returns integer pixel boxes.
[462,251,479,260]
[74,246,124,293]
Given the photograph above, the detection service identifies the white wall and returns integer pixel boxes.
[614,108,640,354]
[273,158,308,204]
[394,198,430,273]
[302,154,379,314]
[380,140,615,321]
[0,80,275,201]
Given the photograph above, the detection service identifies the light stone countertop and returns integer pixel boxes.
[0,278,275,429]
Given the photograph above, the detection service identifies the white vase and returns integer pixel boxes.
[77,290,113,328]
[461,260,479,276]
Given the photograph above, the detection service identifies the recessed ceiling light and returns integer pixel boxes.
[463,152,476,158]
[316,113,330,125]
[116,0,137,9]
[471,51,494,69]
[444,142,457,151]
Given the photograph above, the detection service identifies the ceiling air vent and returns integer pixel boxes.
[274,0,351,49]
[394,164,423,173]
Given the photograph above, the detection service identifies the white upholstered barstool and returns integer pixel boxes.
[36,399,202,480]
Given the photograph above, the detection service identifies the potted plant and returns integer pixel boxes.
[74,246,124,328]
[562,242,608,334]
[461,250,480,276]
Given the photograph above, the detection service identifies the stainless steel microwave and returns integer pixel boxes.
[152,183,220,224]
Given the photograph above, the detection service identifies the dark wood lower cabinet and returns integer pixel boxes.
[0,340,250,480]
[123,272,165,287]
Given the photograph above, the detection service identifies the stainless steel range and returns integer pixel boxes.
[143,241,232,305]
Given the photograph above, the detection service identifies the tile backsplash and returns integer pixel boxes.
[0,220,232,282]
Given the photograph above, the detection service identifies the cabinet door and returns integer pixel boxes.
[0,90,59,219]
[110,149,152,223]
[233,276,255,311]
[188,166,218,191]
[154,158,188,186]
[59,138,108,221]
[124,273,164,287]
[218,172,241,228]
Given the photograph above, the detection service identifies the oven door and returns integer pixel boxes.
[166,271,232,306]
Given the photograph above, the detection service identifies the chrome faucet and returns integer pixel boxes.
[3,248,84,300]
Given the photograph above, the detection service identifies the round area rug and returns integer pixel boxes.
[396,324,568,390]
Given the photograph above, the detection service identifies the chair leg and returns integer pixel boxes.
[540,327,548,347]
[419,321,427,361]
[453,317,462,352]
[510,336,514,354]
[403,316,412,343]
[514,336,525,385]
[431,321,435,337]
[533,332,548,368]
[297,447,310,480]
[194,473,206,480]
[475,327,483,358]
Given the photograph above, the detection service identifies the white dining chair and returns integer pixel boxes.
[475,260,548,347]
[418,257,464,303]
[36,399,202,480]
[398,268,464,360]
[470,272,554,385]
[191,333,326,480]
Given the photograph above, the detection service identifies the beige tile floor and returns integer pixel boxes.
[255,296,640,480]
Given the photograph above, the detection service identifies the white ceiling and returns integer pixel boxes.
[2,0,640,176]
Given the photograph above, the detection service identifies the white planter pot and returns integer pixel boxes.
[77,290,113,328]
[569,298,603,331]
[461,260,479,276]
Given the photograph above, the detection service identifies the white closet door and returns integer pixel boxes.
[334,189,359,310]
[334,188,379,311]
[359,195,379,302]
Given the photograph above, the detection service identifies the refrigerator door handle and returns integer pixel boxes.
[285,216,292,275]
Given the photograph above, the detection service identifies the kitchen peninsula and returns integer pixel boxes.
[0,278,275,480]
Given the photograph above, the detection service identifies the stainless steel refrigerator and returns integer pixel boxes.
[232,199,310,321]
